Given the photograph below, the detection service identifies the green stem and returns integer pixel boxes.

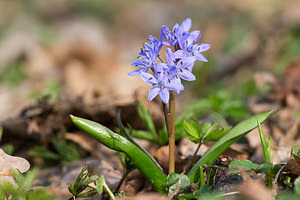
[103,180,116,200]
[199,166,204,187]
[168,91,176,173]
[189,142,202,170]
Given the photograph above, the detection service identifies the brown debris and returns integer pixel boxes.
[286,153,300,176]
[238,174,272,200]
[0,148,30,185]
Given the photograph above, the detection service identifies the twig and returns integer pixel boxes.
[272,162,287,196]
[0,172,12,176]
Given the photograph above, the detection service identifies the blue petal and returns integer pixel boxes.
[193,44,210,52]
[168,65,178,79]
[154,63,168,72]
[159,88,169,104]
[148,87,160,101]
[178,68,196,81]
[140,72,157,85]
[177,33,189,50]
[161,26,171,40]
[190,31,201,43]
[128,68,144,76]
[177,18,192,35]
[172,23,179,33]
[166,48,176,66]
[131,59,144,66]
[194,52,208,62]
[173,50,186,59]
[162,41,172,46]
[166,78,184,91]
[179,57,196,70]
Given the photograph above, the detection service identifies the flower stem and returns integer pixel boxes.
[168,91,176,173]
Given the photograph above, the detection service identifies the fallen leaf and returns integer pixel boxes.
[239,174,272,200]
[0,148,30,185]
[286,153,300,176]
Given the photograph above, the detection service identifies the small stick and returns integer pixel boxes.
[0,172,12,176]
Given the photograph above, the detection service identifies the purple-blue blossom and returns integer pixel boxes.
[161,18,192,46]
[128,35,163,76]
[166,48,196,80]
[140,66,184,103]
[129,18,210,104]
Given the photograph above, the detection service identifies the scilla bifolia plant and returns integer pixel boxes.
[128,18,210,173]
[70,18,276,194]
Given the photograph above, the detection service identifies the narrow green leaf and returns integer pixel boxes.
[188,110,276,182]
[68,185,76,195]
[70,115,167,193]
[117,111,163,172]
[291,145,300,157]
[257,119,269,163]
[77,189,97,197]
[204,126,231,142]
[73,166,88,191]
[137,100,158,141]
[267,136,272,163]
[129,129,155,141]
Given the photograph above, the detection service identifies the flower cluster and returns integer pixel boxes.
[129,18,210,104]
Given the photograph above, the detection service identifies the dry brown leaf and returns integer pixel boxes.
[239,174,272,200]
[0,148,30,185]
[286,153,300,176]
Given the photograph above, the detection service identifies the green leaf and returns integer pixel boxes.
[96,176,105,196]
[70,115,167,193]
[137,100,158,141]
[183,120,201,143]
[291,145,300,157]
[96,175,116,200]
[229,160,273,174]
[164,173,191,194]
[178,193,198,200]
[129,129,155,142]
[204,126,231,142]
[188,110,276,182]
[257,119,270,163]
[77,188,97,197]
[294,176,300,195]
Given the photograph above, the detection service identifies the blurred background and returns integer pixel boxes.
[1,0,299,121]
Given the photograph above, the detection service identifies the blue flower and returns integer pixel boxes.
[140,65,184,103]
[161,18,192,46]
[177,32,210,62]
[128,35,163,76]
[129,18,210,104]
[166,48,196,80]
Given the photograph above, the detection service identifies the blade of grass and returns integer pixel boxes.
[257,119,269,163]
[188,110,276,182]
[70,115,167,193]
[267,136,272,162]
